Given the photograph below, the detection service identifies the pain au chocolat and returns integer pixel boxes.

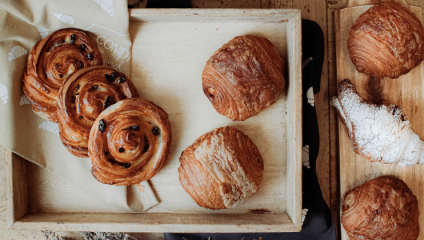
[341,176,419,240]
[348,3,424,79]
[22,28,106,122]
[202,35,286,121]
[57,66,139,158]
[178,126,264,209]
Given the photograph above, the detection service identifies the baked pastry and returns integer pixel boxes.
[22,28,106,122]
[342,176,419,240]
[348,2,424,79]
[202,35,285,121]
[88,98,172,185]
[178,126,264,209]
[57,66,139,158]
[333,79,424,166]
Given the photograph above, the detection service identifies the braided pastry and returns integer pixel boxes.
[22,28,106,122]
[348,3,424,79]
[88,98,172,185]
[342,176,419,240]
[178,126,264,209]
[333,79,424,166]
[57,66,139,158]
[202,35,285,121]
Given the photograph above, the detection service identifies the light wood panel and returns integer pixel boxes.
[335,2,424,240]
[6,8,303,233]
[5,150,27,228]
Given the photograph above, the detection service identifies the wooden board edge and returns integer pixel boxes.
[346,0,407,8]
[10,213,301,233]
[5,150,29,228]
[129,8,300,22]
[285,12,303,228]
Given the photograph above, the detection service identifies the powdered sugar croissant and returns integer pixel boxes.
[332,79,424,166]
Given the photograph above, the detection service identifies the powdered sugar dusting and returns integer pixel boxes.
[332,80,424,166]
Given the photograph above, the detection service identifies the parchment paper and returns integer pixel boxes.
[0,0,159,212]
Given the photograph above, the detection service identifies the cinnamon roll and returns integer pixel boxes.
[202,35,285,121]
[178,126,264,209]
[342,176,419,240]
[88,98,172,185]
[22,28,106,122]
[57,66,139,158]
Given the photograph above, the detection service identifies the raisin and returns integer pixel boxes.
[152,126,160,136]
[99,119,106,132]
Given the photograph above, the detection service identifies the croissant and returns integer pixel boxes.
[57,66,139,158]
[178,126,264,209]
[88,98,172,185]
[341,176,419,240]
[333,79,424,166]
[348,2,424,79]
[22,28,106,122]
[202,35,286,121]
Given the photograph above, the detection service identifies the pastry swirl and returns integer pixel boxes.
[348,3,424,79]
[202,35,285,121]
[88,98,172,185]
[342,176,419,240]
[178,126,264,209]
[57,66,139,158]
[22,28,106,122]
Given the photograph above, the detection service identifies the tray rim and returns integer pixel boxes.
[6,8,303,233]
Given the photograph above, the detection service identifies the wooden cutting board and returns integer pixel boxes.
[335,0,424,239]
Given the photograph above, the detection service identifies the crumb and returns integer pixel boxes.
[216,28,218,30]
[137,184,145,192]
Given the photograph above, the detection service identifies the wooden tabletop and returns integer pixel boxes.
[1,0,424,239]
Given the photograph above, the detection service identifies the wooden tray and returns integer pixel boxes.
[335,0,424,239]
[6,9,302,233]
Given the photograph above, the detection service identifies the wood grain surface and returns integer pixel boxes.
[335,2,424,240]
[2,0,423,239]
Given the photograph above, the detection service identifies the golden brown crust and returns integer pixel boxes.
[341,176,420,240]
[57,66,139,158]
[22,28,106,122]
[178,126,264,210]
[202,35,285,121]
[348,3,424,79]
[88,98,172,186]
